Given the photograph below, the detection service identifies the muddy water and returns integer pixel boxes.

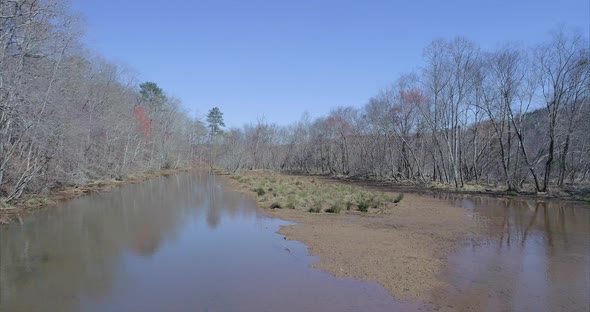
[429,195,590,312]
[0,173,412,312]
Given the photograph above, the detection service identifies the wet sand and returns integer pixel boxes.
[271,193,477,301]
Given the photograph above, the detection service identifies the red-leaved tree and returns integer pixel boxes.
[134,106,152,142]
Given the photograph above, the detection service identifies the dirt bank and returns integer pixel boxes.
[224,170,479,300]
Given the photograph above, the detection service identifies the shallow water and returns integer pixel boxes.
[0,173,411,312]
[2,174,589,312]
[429,195,590,312]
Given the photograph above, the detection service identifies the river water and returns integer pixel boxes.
[0,172,588,311]
[0,173,410,312]
[430,194,590,312]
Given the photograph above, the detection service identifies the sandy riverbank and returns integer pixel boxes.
[223,170,479,300]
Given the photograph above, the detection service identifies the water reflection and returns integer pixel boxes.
[429,194,590,312]
[0,172,407,312]
[0,173,250,311]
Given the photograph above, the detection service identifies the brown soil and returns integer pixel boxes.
[223,170,480,301]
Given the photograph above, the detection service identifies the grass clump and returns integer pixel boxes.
[233,171,408,213]
[255,187,266,196]
[308,199,322,213]
[325,202,342,214]
[238,176,250,183]
[357,198,369,212]
[285,195,298,209]
[369,195,382,208]
[24,197,54,207]
[345,200,354,210]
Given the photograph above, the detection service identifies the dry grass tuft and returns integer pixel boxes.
[228,171,405,215]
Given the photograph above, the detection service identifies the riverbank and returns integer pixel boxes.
[222,170,480,300]
[327,176,590,204]
[0,167,196,224]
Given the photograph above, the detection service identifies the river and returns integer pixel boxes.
[0,173,409,312]
[430,194,590,312]
[0,172,588,311]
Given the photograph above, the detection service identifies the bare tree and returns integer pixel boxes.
[535,28,589,192]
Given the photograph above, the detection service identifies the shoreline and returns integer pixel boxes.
[0,167,198,224]
[320,175,590,205]
[220,170,590,204]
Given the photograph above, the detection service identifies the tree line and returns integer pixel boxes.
[1,1,588,205]
[214,28,589,193]
[0,0,208,204]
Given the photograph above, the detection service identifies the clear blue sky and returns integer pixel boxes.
[72,0,589,127]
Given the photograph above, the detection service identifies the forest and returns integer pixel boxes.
[1,0,589,207]
[214,34,589,194]
[0,0,209,205]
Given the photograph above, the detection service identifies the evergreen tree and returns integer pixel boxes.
[206,107,225,135]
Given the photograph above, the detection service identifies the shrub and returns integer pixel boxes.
[325,203,342,213]
[255,187,266,196]
[345,201,354,210]
[357,199,369,212]
[286,201,296,209]
[393,193,404,203]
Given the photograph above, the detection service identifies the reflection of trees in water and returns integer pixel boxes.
[202,173,257,229]
[429,194,590,312]
[205,174,223,229]
[0,172,255,312]
[430,193,589,248]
